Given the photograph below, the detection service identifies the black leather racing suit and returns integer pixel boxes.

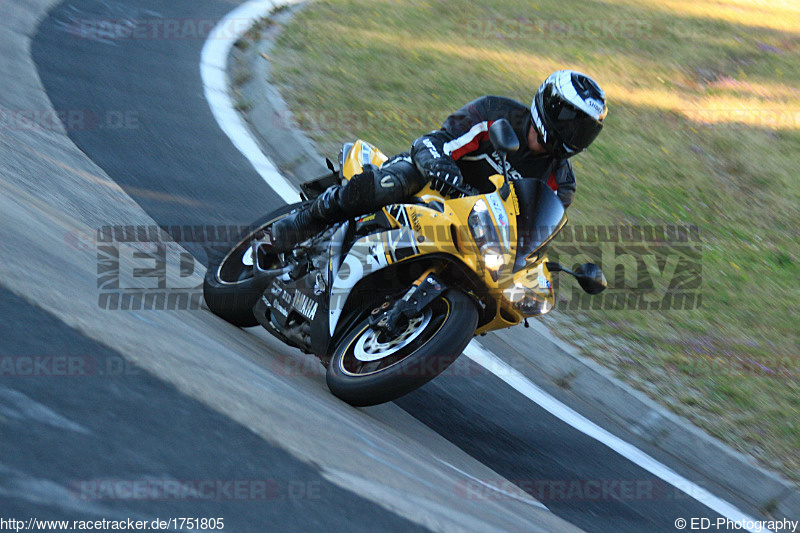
[409,95,577,207]
[318,96,577,223]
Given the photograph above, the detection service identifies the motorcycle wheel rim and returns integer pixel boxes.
[216,228,282,285]
[352,309,433,362]
[338,297,450,377]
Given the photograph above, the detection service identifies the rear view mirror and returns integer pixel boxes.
[546,261,607,295]
[574,263,607,295]
[488,118,519,155]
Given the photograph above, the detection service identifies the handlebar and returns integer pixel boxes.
[451,182,480,198]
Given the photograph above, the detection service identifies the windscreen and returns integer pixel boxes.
[512,179,567,272]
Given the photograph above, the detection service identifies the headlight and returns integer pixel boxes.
[468,200,493,244]
[503,282,553,316]
[468,200,489,239]
[468,199,504,280]
[481,245,506,281]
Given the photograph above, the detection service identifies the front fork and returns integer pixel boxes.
[368,266,446,338]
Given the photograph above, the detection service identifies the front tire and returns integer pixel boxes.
[326,290,478,406]
[203,202,304,327]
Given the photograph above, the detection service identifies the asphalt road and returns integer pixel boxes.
[31,0,286,265]
[18,0,740,530]
[7,1,577,532]
[0,285,428,532]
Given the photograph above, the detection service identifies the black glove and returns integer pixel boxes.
[427,159,464,197]
[411,135,464,197]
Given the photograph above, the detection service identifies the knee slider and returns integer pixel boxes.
[337,165,379,217]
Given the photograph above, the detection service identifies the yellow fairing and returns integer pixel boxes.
[341,141,556,335]
[341,140,388,180]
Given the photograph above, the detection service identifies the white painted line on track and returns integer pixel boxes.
[432,456,549,511]
[200,0,301,204]
[200,3,771,532]
[464,341,768,532]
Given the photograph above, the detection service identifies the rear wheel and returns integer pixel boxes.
[203,202,304,326]
[326,290,478,406]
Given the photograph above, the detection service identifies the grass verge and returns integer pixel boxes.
[268,0,800,483]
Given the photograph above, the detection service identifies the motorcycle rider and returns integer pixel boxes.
[271,70,607,251]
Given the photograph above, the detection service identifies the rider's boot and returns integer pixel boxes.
[271,158,423,252]
[271,187,346,252]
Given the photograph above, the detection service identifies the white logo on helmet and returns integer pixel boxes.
[552,70,605,119]
[585,98,604,117]
[530,102,548,143]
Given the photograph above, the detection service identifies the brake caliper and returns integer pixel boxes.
[369,275,446,339]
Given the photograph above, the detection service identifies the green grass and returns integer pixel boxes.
[269,0,800,483]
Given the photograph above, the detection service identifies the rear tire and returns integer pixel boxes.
[203,202,304,327]
[326,290,478,406]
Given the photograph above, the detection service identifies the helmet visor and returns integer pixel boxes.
[537,84,605,157]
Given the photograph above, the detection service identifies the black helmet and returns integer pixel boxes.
[531,70,607,159]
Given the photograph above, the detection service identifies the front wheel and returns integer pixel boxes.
[326,290,478,406]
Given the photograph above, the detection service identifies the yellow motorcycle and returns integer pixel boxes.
[203,119,606,406]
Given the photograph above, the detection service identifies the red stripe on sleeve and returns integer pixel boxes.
[547,172,558,191]
[449,120,494,161]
